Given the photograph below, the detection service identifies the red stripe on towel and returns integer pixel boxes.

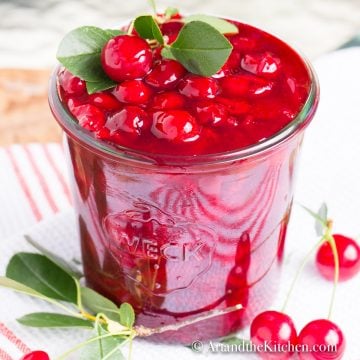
[41,144,72,205]
[0,322,31,354]
[4,148,42,221]
[23,144,59,214]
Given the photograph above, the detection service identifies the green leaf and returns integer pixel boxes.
[0,276,47,298]
[118,303,135,328]
[315,203,328,236]
[25,235,82,279]
[301,204,328,236]
[184,15,238,34]
[161,47,176,60]
[86,79,117,94]
[164,7,179,19]
[105,29,125,37]
[134,15,163,44]
[56,26,113,82]
[168,21,232,76]
[221,336,252,346]
[17,312,93,328]
[6,253,77,303]
[80,327,126,360]
[81,287,119,321]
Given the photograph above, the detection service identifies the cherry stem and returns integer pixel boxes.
[127,21,134,35]
[281,238,324,312]
[326,221,340,319]
[134,304,243,337]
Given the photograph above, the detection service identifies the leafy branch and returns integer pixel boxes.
[0,238,243,359]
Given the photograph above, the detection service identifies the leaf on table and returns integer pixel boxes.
[81,287,119,321]
[0,276,47,298]
[119,303,135,328]
[80,326,126,360]
[17,312,93,328]
[221,336,252,346]
[25,235,83,278]
[6,252,78,303]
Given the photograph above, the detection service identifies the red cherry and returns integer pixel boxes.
[101,35,153,81]
[95,126,111,140]
[194,101,229,126]
[316,234,360,282]
[217,97,251,116]
[89,93,122,111]
[151,91,186,110]
[68,99,105,131]
[145,59,186,90]
[58,69,86,96]
[151,110,200,143]
[106,106,149,136]
[213,51,242,79]
[160,21,183,44]
[20,350,50,360]
[152,46,163,61]
[220,74,273,97]
[241,52,281,77]
[228,35,257,51]
[250,310,298,360]
[298,319,345,360]
[112,79,152,104]
[178,75,219,99]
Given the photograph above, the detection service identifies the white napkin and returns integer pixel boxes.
[1,47,360,359]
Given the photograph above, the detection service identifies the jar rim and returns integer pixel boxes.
[48,39,319,167]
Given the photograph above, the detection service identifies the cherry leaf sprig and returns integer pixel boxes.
[0,236,242,359]
[56,10,238,94]
[133,15,164,44]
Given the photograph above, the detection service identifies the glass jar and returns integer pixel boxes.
[49,54,319,344]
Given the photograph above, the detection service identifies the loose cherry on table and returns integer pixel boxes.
[250,310,298,360]
[101,35,153,81]
[20,350,50,360]
[316,234,360,282]
[298,319,345,360]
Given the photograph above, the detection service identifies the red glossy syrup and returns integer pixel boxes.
[56,18,313,344]
[58,21,310,156]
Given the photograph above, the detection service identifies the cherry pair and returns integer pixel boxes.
[250,310,345,360]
